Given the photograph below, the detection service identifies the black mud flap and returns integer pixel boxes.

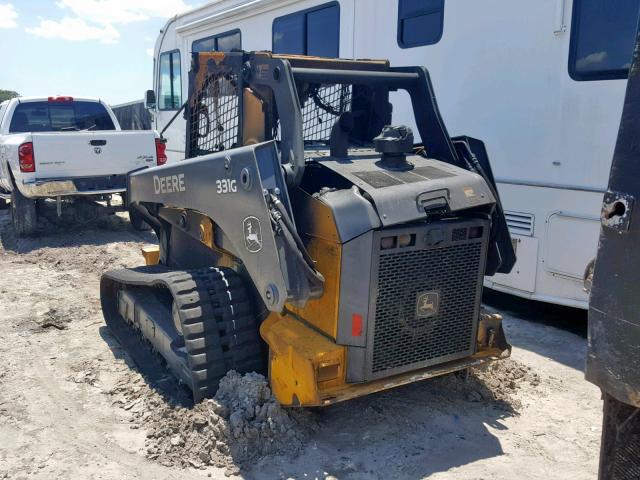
[452,136,516,275]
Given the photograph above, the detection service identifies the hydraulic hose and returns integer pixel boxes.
[269,194,324,286]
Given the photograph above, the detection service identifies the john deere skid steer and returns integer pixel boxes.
[101,51,515,406]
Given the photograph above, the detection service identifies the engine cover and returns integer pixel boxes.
[312,150,495,227]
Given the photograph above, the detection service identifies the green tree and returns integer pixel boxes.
[0,90,19,102]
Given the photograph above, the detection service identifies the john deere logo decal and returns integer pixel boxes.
[416,291,440,318]
[243,216,262,253]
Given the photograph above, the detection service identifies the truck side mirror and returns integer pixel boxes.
[144,90,156,110]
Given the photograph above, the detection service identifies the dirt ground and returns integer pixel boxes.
[0,210,602,480]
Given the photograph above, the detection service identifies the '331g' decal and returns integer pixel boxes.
[216,179,237,194]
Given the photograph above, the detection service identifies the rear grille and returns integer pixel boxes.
[504,211,534,236]
[369,224,486,379]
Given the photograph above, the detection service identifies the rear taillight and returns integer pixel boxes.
[155,138,167,166]
[48,96,74,102]
[18,142,35,172]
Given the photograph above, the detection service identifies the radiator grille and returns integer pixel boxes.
[371,242,483,376]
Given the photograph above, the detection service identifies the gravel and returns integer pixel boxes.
[106,354,540,475]
[109,369,308,474]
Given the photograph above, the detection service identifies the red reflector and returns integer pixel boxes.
[47,96,74,103]
[18,142,35,173]
[351,313,363,337]
[155,138,167,166]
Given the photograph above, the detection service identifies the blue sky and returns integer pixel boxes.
[0,1,205,105]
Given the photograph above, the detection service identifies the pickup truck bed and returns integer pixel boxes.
[0,96,164,236]
[20,130,158,198]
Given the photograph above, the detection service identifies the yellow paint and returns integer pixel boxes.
[242,88,265,146]
[261,311,511,407]
[199,218,214,248]
[192,52,226,106]
[200,217,237,269]
[286,189,342,338]
[260,312,346,406]
[289,236,341,339]
[141,245,160,265]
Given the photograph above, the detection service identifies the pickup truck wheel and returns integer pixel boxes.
[10,189,37,237]
[128,206,150,231]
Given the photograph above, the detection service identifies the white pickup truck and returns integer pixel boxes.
[0,96,166,236]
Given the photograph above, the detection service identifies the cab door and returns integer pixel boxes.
[154,49,186,163]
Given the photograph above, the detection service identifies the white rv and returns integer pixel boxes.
[147,0,639,309]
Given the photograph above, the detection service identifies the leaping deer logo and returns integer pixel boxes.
[416,291,439,318]
[243,216,263,253]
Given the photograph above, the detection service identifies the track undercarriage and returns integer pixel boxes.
[101,266,264,400]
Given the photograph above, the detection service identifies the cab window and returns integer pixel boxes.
[158,50,182,110]
[569,0,640,80]
[272,2,339,57]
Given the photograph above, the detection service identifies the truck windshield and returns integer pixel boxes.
[9,101,116,133]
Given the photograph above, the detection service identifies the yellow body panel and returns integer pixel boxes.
[141,245,160,265]
[287,189,342,338]
[242,88,266,146]
[260,312,346,406]
[289,237,341,339]
[261,310,510,407]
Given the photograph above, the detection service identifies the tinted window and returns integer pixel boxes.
[159,51,182,110]
[570,0,640,80]
[272,2,339,57]
[273,13,305,54]
[9,101,116,133]
[307,6,340,57]
[193,30,241,53]
[397,0,445,48]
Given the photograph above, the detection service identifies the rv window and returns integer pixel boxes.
[397,0,444,48]
[158,50,182,110]
[272,2,339,57]
[193,29,241,53]
[570,0,640,81]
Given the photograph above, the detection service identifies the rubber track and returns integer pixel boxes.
[101,265,264,402]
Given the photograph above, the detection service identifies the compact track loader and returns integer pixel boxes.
[101,51,515,406]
